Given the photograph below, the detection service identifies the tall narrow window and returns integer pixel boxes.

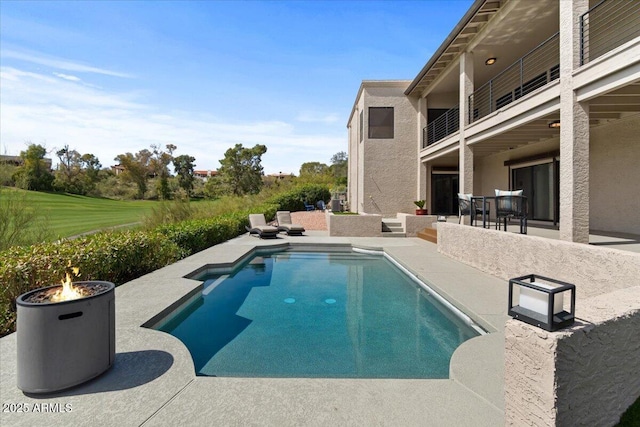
[368,107,394,139]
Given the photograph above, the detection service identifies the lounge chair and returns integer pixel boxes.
[276,211,305,235]
[246,214,279,239]
[304,202,315,211]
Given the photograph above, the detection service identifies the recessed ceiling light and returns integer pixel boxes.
[485,57,497,65]
[549,120,561,129]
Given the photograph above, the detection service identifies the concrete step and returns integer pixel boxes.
[417,227,437,244]
[381,218,404,233]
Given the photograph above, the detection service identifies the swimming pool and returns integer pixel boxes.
[153,248,482,378]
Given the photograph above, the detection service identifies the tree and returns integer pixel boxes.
[299,162,329,177]
[330,151,348,186]
[81,153,101,181]
[14,143,54,191]
[150,144,176,200]
[53,146,103,194]
[55,145,81,190]
[218,144,267,196]
[173,154,196,196]
[114,149,152,199]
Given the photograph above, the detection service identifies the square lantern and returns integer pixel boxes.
[508,274,575,331]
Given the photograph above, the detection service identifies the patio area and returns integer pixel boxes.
[1,220,638,426]
[0,231,507,427]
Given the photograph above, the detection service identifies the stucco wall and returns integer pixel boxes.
[326,212,382,237]
[590,115,640,234]
[504,320,557,426]
[397,213,437,237]
[347,94,365,213]
[437,222,640,302]
[505,286,640,426]
[357,82,418,216]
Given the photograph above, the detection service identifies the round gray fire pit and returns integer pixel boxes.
[16,281,115,394]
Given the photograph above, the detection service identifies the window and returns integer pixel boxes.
[368,107,394,139]
[359,110,363,142]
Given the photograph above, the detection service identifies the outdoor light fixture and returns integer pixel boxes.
[548,120,561,128]
[508,274,575,331]
[485,57,497,65]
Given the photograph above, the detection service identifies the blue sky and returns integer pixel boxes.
[1,0,473,174]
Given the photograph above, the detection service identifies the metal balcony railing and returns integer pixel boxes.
[580,0,640,65]
[422,107,459,148]
[469,32,559,124]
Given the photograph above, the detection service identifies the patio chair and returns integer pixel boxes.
[304,202,315,211]
[246,214,279,239]
[276,211,305,235]
[495,194,528,234]
[457,193,490,226]
[316,200,326,211]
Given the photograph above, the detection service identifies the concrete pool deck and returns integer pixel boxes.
[1,232,508,426]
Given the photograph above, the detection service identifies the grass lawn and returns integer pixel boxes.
[1,187,157,240]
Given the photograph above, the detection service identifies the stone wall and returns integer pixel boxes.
[505,287,640,426]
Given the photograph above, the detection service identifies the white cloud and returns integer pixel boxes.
[0,67,345,174]
[53,72,81,82]
[2,49,133,78]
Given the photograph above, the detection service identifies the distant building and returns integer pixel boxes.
[110,164,126,175]
[194,170,218,181]
[267,172,294,180]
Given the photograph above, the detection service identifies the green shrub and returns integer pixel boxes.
[142,195,193,229]
[268,184,330,211]
[0,200,277,336]
[0,187,52,250]
[157,203,277,255]
[0,230,183,336]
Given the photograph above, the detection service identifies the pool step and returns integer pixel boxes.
[381,218,406,237]
[417,227,437,244]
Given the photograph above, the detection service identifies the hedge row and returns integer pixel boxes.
[268,184,331,212]
[0,203,277,337]
[156,204,277,256]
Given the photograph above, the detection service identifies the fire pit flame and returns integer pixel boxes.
[51,267,85,302]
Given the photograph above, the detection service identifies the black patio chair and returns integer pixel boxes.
[495,195,528,234]
[458,196,490,227]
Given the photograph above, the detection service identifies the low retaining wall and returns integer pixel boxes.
[505,287,640,426]
[326,212,382,237]
[436,222,640,301]
[397,213,436,237]
[435,222,640,426]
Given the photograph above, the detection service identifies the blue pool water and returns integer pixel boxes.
[155,250,480,378]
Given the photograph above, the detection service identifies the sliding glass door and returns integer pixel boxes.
[512,162,557,222]
[431,173,459,215]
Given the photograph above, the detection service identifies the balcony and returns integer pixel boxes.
[469,33,560,124]
[422,107,459,149]
[580,0,640,65]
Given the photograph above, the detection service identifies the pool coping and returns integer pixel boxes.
[0,232,508,426]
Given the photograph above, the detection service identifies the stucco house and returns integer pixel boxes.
[347,0,640,242]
